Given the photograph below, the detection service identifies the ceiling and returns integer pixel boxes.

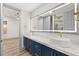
[4,3,43,12]
[3,6,20,19]
[3,3,43,19]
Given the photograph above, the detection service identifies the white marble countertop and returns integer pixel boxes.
[24,34,79,56]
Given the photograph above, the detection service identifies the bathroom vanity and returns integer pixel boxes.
[23,36,67,56]
[23,34,79,56]
[23,3,79,56]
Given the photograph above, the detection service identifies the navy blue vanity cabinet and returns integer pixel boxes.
[41,45,52,56]
[31,41,42,56]
[23,37,27,50]
[41,46,67,56]
[23,36,68,56]
[23,36,32,51]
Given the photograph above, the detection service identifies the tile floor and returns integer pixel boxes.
[2,38,32,56]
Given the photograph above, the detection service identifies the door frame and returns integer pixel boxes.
[0,3,1,56]
[0,3,4,56]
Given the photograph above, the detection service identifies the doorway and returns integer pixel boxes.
[0,3,32,56]
[2,4,21,56]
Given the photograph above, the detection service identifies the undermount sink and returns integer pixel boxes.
[49,38,71,48]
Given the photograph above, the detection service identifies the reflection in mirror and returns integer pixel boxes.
[43,16,50,30]
[43,16,53,30]
[31,13,53,31]
[31,16,43,30]
[53,13,64,30]
[53,3,75,31]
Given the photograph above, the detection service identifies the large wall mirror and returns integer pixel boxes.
[53,3,76,32]
[31,3,77,32]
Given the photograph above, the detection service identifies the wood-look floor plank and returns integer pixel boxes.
[2,39,32,56]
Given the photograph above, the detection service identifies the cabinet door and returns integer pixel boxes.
[23,37,32,51]
[32,41,42,56]
[50,49,55,56]
[41,45,52,56]
[26,38,30,50]
[29,40,33,51]
[23,37,27,50]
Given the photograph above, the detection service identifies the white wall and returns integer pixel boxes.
[3,17,19,39]
[20,10,30,48]
[20,11,30,35]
